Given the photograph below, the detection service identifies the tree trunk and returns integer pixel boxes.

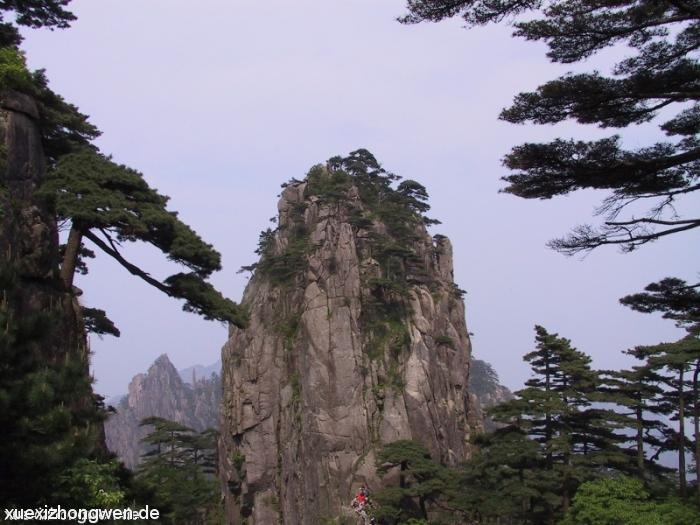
[679,367,687,499]
[545,355,552,468]
[636,403,645,478]
[693,360,699,506]
[60,223,83,289]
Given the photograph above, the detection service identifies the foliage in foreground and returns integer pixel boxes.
[373,324,700,524]
[561,476,700,525]
[135,417,223,525]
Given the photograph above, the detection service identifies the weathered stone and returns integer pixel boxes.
[220,169,484,524]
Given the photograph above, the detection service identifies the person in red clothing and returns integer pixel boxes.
[351,487,375,524]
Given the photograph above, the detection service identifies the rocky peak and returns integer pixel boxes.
[105,354,221,469]
[220,150,484,524]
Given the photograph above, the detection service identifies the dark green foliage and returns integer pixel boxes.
[322,149,432,241]
[46,151,220,274]
[599,365,671,479]
[164,272,247,326]
[621,278,700,335]
[396,180,430,215]
[136,417,222,524]
[0,1,235,515]
[31,69,100,164]
[53,458,127,508]
[256,232,310,287]
[0,50,243,327]
[374,440,457,524]
[0,264,107,508]
[561,476,700,525]
[82,306,120,337]
[306,163,352,202]
[401,1,700,254]
[0,46,32,91]
[373,326,700,523]
[455,427,547,524]
[0,1,75,29]
[0,1,75,46]
[254,184,311,286]
[362,296,410,362]
[40,150,246,326]
[59,241,94,276]
[631,336,700,500]
[488,326,631,521]
[0,48,100,162]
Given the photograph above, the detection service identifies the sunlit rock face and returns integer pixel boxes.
[105,354,220,469]
[220,156,484,524]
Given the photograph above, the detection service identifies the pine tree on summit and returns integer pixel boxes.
[401,1,700,254]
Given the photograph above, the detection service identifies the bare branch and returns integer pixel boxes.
[606,218,700,227]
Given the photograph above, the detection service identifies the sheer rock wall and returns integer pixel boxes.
[220,166,483,524]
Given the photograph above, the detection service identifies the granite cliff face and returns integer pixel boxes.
[220,151,485,524]
[105,354,220,469]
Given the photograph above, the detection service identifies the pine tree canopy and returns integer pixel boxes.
[0,32,245,328]
[400,1,700,254]
[620,277,700,334]
[0,1,74,28]
[0,1,75,46]
[41,150,246,327]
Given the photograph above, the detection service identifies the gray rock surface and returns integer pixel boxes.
[104,354,221,469]
[220,163,486,523]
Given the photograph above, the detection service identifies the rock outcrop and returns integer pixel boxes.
[468,358,514,432]
[105,354,221,469]
[220,151,485,524]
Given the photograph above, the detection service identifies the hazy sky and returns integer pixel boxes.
[20,0,697,397]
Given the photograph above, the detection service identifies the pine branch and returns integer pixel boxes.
[83,229,172,296]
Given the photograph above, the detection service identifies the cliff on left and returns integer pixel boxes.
[0,89,102,506]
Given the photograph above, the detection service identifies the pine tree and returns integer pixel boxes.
[636,336,700,500]
[0,0,243,510]
[622,280,700,500]
[41,150,246,327]
[600,364,670,479]
[400,1,700,254]
[136,418,222,524]
[373,440,457,524]
[455,427,545,524]
[490,326,628,521]
[621,277,700,336]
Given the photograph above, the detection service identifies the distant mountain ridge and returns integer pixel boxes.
[178,361,221,384]
[104,354,221,469]
[104,354,509,472]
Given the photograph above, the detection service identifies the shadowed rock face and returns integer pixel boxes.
[104,354,221,469]
[468,358,514,432]
[220,159,485,524]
